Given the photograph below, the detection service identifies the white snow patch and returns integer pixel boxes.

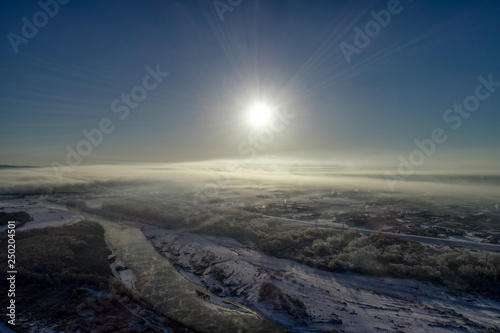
[146,228,500,333]
[0,196,82,231]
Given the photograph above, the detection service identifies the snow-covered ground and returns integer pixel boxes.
[4,195,500,332]
[113,260,138,292]
[106,240,139,292]
[0,195,82,232]
[145,227,500,333]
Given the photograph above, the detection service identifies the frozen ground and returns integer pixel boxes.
[0,195,82,231]
[145,227,500,333]
[3,195,499,332]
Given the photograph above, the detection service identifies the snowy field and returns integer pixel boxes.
[145,226,500,333]
[0,196,82,232]
[3,195,500,332]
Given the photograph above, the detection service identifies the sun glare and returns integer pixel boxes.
[248,103,272,128]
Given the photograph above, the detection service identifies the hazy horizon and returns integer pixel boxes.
[2,160,500,204]
[2,0,500,169]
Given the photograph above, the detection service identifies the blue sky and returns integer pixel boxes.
[1,0,499,170]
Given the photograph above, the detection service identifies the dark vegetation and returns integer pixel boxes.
[7,221,112,288]
[181,208,500,297]
[0,221,192,332]
[75,197,500,298]
[260,228,500,296]
[0,211,33,227]
[98,200,186,228]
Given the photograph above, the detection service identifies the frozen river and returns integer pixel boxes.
[95,217,285,333]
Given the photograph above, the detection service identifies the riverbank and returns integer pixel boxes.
[96,217,286,333]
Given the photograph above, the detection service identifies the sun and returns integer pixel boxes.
[247,103,273,128]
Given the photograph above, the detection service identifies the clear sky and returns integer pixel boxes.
[1,0,499,171]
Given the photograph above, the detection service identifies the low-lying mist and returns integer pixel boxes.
[1,159,499,204]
